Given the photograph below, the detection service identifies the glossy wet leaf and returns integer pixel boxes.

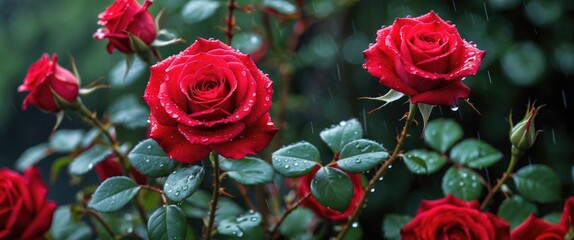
[69,145,112,176]
[320,118,363,153]
[232,33,262,54]
[217,211,262,238]
[147,205,187,240]
[450,139,503,168]
[403,149,446,174]
[109,57,146,88]
[272,141,321,177]
[424,118,463,153]
[128,139,179,177]
[336,139,388,173]
[310,167,353,212]
[278,207,314,238]
[88,176,141,212]
[219,156,274,185]
[263,0,296,14]
[15,143,51,171]
[441,166,483,201]
[497,195,537,229]
[108,95,149,129]
[383,214,413,240]
[181,0,220,24]
[50,205,91,240]
[513,164,561,203]
[164,166,205,202]
[49,129,84,152]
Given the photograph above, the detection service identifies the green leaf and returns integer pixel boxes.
[50,205,91,240]
[232,33,262,54]
[383,214,413,240]
[450,139,503,168]
[15,143,51,171]
[109,57,146,88]
[219,157,274,185]
[310,167,353,211]
[272,141,321,177]
[424,118,463,153]
[49,129,84,152]
[69,145,112,176]
[108,95,150,129]
[163,166,205,202]
[88,176,141,212]
[217,210,262,238]
[181,0,220,24]
[336,139,388,173]
[342,224,363,240]
[182,189,211,218]
[441,166,483,200]
[497,195,537,229]
[50,156,72,183]
[147,205,187,240]
[278,207,314,238]
[320,119,363,153]
[403,149,446,174]
[128,139,179,178]
[543,212,562,224]
[418,103,434,130]
[513,164,561,203]
[263,0,296,14]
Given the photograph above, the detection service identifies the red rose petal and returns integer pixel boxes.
[149,115,211,163]
[511,215,566,240]
[410,79,470,106]
[19,201,56,240]
[179,121,246,145]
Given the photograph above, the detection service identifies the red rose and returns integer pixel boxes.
[0,167,57,240]
[560,196,574,232]
[144,38,277,163]
[511,215,566,240]
[93,0,157,54]
[18,54,79,113]
[296,166,365,221]
[95,155,147,185]
[401,194,510,239]
[364,11,485,106]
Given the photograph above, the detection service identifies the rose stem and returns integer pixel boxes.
[84,208,119,240]
[140,185,169,205]
[335,103,418,240]
[225,0,236,45]
[269,192,311,239]
[480,147,520,210]
[203,151,222,240]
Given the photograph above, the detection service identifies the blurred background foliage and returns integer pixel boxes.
[1,0,573,238]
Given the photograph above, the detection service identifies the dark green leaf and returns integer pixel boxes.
[50,205,91,240]
[80,128,100,148]
[88,176,141,212]
[278,207,314,238]
[181,0,220,24]
[513,164,561,203]
[336,139,388,173]
[342,224,363,240]
[543,212,562,224]
[108,95,150,129]
[109,57,145,88]
[232,33,262,54]
[128,139,179,178]
[219,157,274,185]
[147,205,187,240]
[272,141,321,177]
[217,210,262,238]
[320,119,363,153]
[424,118,463,153]
[383,214,413,240]
[403,149,446,174]
[310,167,353,211]
[441,166,483,200]
[497,195,537,229]
[69,145,112,176]
[263,0,296,14]
[49,129,84,152]
[182,189,211,218]
[450,139,503,168]
[164,166,205,202]
[15,143,51,171]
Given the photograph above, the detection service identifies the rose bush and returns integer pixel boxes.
[17,54,79,113]
[0,167,56,240]
[364,11,485,106]
[401,194,509,239]
[93,0,157,54]
[297,166,365,221]
[144,38,277,163]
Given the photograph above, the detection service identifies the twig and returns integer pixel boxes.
[225,0,236,44]
[140,185,169,205]
[480,147,520,210]
[84,208,118,240]
[270,192,311,239]
[203,152,221,240]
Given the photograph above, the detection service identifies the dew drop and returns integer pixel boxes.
[293,162,299,166]
[284,165,290,169]
[370,188,375,193]
[352,222,359,228]
[450,105,459,111]
[88,163,94,169]
[175,191,180,196]
[355,158,362,163]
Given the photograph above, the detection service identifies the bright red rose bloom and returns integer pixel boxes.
[144,38,277,163]
[95,155,147,185]
[511,215,566,240]
[18,54,79,113]
[364,11,485,106]
[93,0,157,54]
[0,167,57,240]
[296,166,364,221]
[401,194,510,240]
[560,196,574,232]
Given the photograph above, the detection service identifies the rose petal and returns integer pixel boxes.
[178,121,245,145]
[511,215,566,240]
[149,115,211,163]
[20,201,56,240]
[410,80,470,106]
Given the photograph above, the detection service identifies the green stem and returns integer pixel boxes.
[335,103,417,240]
[84,208,119,240]
[203,152,221,240]
[480,146,521,210]
[269,192,311,240]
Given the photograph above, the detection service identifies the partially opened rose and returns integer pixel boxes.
[0,167,57,240]
[400,194,509,239]
[364,11,485,106]
[144,38,277,163]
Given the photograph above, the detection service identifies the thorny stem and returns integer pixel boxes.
[270,192,311,239]
[335,103,418,240]
[203,152,221,240]
[225,0,236,45]
[84,208,118,240]
[140,185,169,205]
[480,146,521,210]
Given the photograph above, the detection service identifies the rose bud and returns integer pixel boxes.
[18,54,79,113]
[0,167,57,239]
[401,194,510,239]
[93,0,157,54]
[510,102,543,152]
[511,215,567,240]
[364,11,485,106]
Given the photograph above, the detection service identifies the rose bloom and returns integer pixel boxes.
[296,166,364,221]
[18,53,79,113]
[93,0,157,54]
[95,155,147,185]
[0,167,57,240]
[144,38,277,163]
[364,11,485,106]
[401,194,510,239]
[560,196,574,232]
[511,215,566,240]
